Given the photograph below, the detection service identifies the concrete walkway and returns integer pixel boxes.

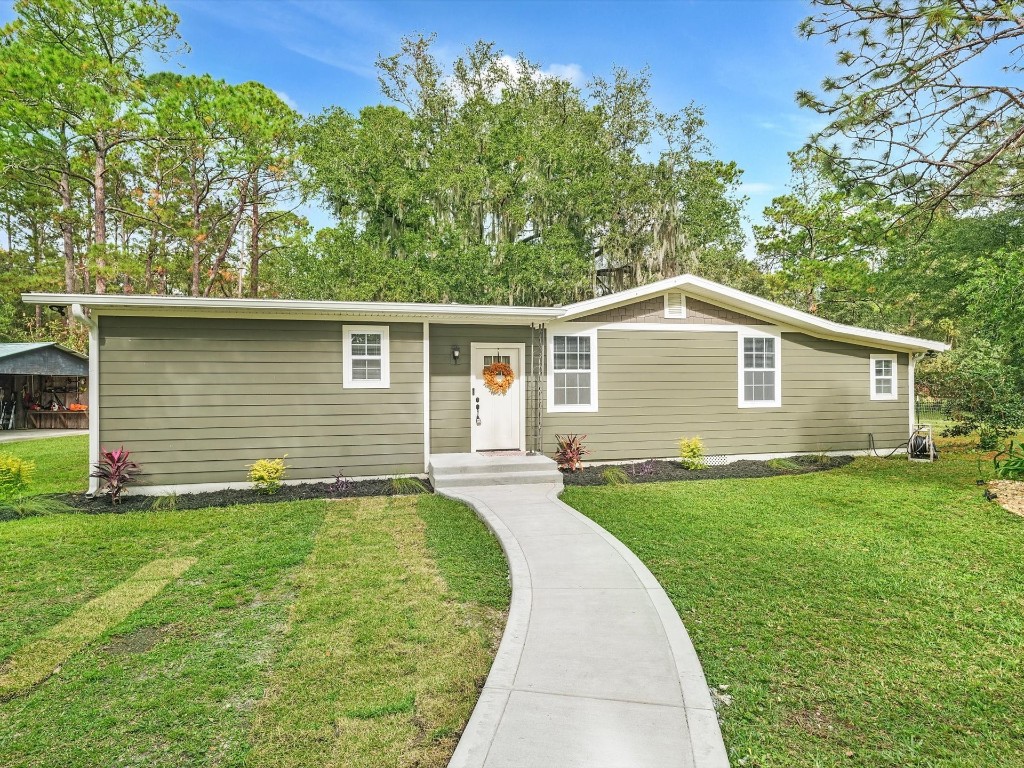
[442,483,729,768]
[0,429,87,444]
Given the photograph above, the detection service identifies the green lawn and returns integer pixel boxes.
[564,449,1024,767]
[0,434,89,495]
[0,442,510,768]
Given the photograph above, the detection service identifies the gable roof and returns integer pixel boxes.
[559,275,949,353]
[0,342,88,376]
[22,274,949,353]
[0,342,87,361]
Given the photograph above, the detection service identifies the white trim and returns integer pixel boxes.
[738,329,782,408]
[422,321,430,473]
[72,304,101,495]
[120,473,429,497]
[547,327,599,413]
[469,342,527,453]
[869,353,898,401]
[23,292,562,324]
[342,325,390,389]
[663,291,686,318]
[556,275,949,352]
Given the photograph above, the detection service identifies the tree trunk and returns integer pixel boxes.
[93,136,108,294]
[59,163,76,293]
[248,182,260,298]
[203,180,248,297]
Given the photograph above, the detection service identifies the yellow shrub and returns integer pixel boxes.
[248,456,288,495]
[0,453,35,502]
[678,436,707,471]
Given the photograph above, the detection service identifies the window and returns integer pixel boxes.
[870,354,898,400]
[739,334,781,407]
[548,330,598,412]
[343,325,390,388]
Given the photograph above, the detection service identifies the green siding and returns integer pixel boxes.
[544,330,910,459]
[428,324,533,454]
[98,315,424,486]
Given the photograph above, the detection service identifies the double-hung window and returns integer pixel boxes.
[870,354,897,400]
[549,330,598,412]
[343,325,390,389]
[739,334,781,407]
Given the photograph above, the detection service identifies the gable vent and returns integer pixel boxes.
[664,291,686,318]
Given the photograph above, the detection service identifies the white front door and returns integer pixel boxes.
[470,344,524,452]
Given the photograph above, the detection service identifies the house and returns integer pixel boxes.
[24,275,949,494]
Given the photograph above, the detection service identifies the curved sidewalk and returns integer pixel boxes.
[442,483,729,768]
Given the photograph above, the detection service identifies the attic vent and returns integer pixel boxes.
[664,291,686,318]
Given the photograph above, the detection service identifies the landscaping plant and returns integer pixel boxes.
[0,452,35,503]
[601,467,632,486]
[248,457,288,495]
[678,436,707,470]
[555,434,590,472]
[993,441,1024,480]
[90,446,141,505]
[630,459,657,478]
[391,476,427,495]
[330,470,352,495]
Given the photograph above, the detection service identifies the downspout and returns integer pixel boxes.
[73,303,101,495]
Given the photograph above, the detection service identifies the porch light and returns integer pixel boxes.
[451,346,461,364]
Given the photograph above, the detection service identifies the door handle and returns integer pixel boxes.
[475,398,481,425]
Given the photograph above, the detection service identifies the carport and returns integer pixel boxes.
[0,343,89,430]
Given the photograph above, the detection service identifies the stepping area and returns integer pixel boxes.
[437,465,728,768]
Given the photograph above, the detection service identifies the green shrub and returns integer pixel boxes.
[601,467,632,486]
[4,496,73,519]
[0,452,35,502]
[994,441,1024,480]
[678,436,707,471]
[766,457,803,472]
[248,456,288,495]
[391,476,428,495]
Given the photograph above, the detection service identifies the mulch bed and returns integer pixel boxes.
[988,480,1024,518]
[560,454,855,486]
[53,477,433,515]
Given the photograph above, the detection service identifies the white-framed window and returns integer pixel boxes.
[548,329,598,412]
[738,332,781,408]
[664,291,686,318]
[343,325,390,389]
[870,354,898,400]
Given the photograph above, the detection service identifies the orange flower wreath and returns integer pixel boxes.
[482,361,515,395]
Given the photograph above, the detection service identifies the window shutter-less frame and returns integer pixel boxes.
[664,291,686,318]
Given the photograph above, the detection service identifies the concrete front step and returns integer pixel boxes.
[429,453,563,491]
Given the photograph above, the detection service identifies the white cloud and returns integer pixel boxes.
[543,62,585,87]
[740,182,775,196]
[274,89,300,111]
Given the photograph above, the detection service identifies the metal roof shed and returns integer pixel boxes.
[0,343,88,376]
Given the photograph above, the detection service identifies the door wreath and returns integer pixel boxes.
[482,361,515,395]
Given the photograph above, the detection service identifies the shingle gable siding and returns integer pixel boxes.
[569,295,768,325]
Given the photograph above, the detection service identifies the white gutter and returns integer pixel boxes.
[23,292,563,322]
[72,304,101,496]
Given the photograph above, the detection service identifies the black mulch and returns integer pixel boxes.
[52,477,433,515]
[560,454,855,486]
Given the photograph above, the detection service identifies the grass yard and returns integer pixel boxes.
[564,447,1024,767]
[0,441,509,768]
[0,434,89,495]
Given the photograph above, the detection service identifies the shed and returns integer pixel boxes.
[0,342,89,430]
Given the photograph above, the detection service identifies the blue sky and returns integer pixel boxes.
[6,0,841,251]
